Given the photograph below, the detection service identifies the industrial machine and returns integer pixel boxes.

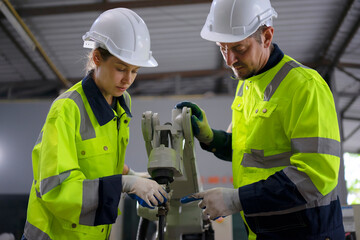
[137,107,214,240]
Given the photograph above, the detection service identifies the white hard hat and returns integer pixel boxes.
[82,8,158,67]
[201,0,278,43]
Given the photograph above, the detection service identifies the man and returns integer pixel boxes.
[178,0,345,239]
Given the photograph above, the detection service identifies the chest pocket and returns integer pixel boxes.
[231,97,244,115]
[252,101,277,118]
[76,136,115,178]
[246,101,278,149]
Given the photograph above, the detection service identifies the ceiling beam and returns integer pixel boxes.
[1,0,71,88]
[0,19,46,80]
[317,0,360,77]
[15,0,211,17]
[339,92,360,98]
[137,68,229,81]
[338,62,360,69]
[8,84,58,99]
[0,80,60,99]
[67,68,230,84]
[0,80,60,89]
[337,66,360,82]
[343,116,360,121]
[64,60,326,84]
[343,123,360,142]
[316,0,355,64]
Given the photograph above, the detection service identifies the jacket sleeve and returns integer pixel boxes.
[239,74,341,214]
[200,129,232,161]
[34,99,122,226]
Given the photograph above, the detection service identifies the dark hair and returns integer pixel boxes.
[85,47,113,73]
[250,25,268,44]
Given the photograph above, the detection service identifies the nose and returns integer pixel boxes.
[122,71,133,84]
[225,50,237,67]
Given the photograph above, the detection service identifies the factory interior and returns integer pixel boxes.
[0,0,360,239]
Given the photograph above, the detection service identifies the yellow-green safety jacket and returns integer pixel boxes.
[24,71,132,240]
[202,44,344,239]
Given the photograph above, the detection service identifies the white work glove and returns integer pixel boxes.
[122,175,167,209]
[123,164,151,178]
[181,187,242,220]
[127,168,151,178]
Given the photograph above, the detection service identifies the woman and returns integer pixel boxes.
[22,8,167,240]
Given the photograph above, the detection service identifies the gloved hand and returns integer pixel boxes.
[123,164,150,178]
[127,168,151,178]
[175,102,214,144]
[181,187,242,220]
[122,175,167,209]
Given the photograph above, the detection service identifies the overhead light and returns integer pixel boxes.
[0,1,36,50]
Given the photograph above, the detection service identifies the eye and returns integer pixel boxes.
[235,47,246,54]
[132,68,139,74]
[116,68,126,72]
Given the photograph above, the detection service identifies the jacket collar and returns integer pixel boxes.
[257,43,284,75]
[82,71,132,126]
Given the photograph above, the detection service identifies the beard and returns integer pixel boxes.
[232,65,256,80]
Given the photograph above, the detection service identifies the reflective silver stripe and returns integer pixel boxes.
[237,81,245,97]
[245,203,307,217]
[56,91,96,140]
[291,137,341,157]
[35,131,43,146]
[245,166,338,217]
[24,220,52,240]
[33,180,42,198]
[245,189,337,217]
[264,61,301,101]
[35,188,41,198]
[123,91,131,110]
[304,187,337,208]
[242,149,291,168]
[40,171,71,195]
[241,137,340,169]
[79,179,100,226]
[283,166,337,209]
[283,166,323,202]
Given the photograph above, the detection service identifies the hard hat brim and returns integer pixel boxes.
[200,26,254,43]
[83,38,158,68]
[115,54,158,68]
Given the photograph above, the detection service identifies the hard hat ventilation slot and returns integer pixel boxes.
[233,26,245,35]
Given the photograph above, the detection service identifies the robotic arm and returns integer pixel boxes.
[138,107,214,240]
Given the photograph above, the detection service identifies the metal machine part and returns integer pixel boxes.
[138,107,214,240]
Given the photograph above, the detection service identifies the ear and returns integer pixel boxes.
[263,26,274,48]
[92,50,101,66]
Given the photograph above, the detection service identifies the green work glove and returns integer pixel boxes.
[175,102,214,144]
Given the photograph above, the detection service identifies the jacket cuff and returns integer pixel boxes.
[200,129,232,161]
[238,171,306,215]
[94,175,122,225]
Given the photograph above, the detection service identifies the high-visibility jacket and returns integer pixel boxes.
[24,72,132,240]
[203,45,344,239]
